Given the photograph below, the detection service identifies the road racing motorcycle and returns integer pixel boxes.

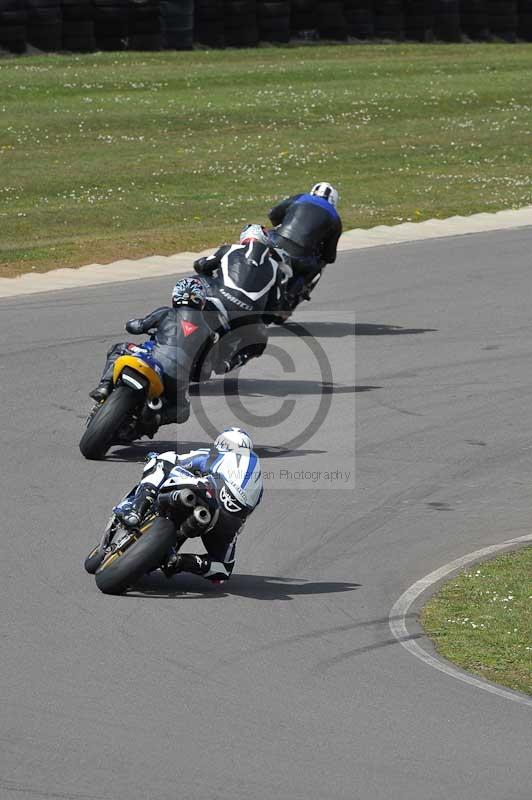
[79,341,165,460]
[84,470,213,595]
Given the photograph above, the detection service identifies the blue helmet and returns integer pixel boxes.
[172,277,206,310]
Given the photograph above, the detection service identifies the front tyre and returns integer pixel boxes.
[84,545,105,574]
[79,385,139,460]
[95,517,176,595]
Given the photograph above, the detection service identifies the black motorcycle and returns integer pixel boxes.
[84,477,212,595]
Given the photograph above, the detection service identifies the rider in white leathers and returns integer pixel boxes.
[113,427,263,583]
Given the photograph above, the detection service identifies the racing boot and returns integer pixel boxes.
[162,553,209,578]
[89,380,112,402]
[113,485,157,529]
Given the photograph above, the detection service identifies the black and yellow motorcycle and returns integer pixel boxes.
[79,342,165,460]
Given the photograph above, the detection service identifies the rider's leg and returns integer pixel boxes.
[113,453,175,527]
[164,517,241,583]
[89,343,128,401]
[159,376,190,425]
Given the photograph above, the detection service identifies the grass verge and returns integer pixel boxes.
[421,546,532,696]
[1,44,532,277]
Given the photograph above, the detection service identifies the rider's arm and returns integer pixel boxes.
[125,307,170,335]
[268,195,300,226]
[194,246,229,275]
[175,448,211,474]
[139,451,179,489]
[321,219,343,265]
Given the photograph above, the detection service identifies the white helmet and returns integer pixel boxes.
[214,426,253,453]
[240,223,269,246]
[310,182,339,208]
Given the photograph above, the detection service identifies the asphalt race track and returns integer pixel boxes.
[1,228,531,800]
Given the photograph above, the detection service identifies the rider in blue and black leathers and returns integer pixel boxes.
[268,182,342,287]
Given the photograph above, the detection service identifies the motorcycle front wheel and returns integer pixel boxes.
[94,517,176,595]
[79,385,139,460]
[84,544,105,574]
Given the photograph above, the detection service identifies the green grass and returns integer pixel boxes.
[1,44,532,277]
[421,546,532,696]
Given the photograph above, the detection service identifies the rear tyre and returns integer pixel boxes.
[95,517,176,595]
[79,385,139,461]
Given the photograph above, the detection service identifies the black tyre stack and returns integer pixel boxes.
[290,0,318,39]
[0,0,27,54]
[316,0,348,39]
[373,0,404,38]
[61,0,95,51]
[257,0,290,42]
[91,0,128,50]
[161,0,193,48]
[129,0,161,49]
[487,0,517,41]
[345,0,374,38]
[459,0,489,39]
[194,0,224,45]
[433,0,460,40]
[404,0,434,41]
[27,0,62,50]
[223,0,259,47]
[519,0,532,40]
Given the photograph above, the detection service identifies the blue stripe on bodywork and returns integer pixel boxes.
[242,452,257,488]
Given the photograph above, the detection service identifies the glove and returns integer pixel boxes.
[193,257,210,274]
[125,319,142,334]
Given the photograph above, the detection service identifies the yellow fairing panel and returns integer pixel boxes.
[113,355,164,399]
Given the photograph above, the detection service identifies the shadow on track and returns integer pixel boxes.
[127,572,362,601]
[269,322,437,338]
[191,378,373,397]
[107,441,327,462]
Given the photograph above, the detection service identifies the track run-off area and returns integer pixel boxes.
[1,227,531,800]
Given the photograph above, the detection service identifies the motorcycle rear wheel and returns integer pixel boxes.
[95,517,176,595]
[79,385,139,460]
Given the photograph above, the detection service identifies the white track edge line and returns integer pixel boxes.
[389,533,532,708]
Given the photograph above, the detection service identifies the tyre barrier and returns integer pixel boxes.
[404,0,434,42]
[0,0,28,54]
[224,0,259,47]
[161,0,193,49]
[2,0,532,55]
[373,0,404,39]
[344,0,373,39]
[61,0,95,52]
[290,0,317,39]
[194,0,224,46]
[317,0,348,40]
[93,0,128,51]
[434,0,461,41]
[258,0,290,43]
[128,0,162,50]
[519,0,532,41]
[27,0,63,51]
[460,0,489,39]
[487,0,518,42]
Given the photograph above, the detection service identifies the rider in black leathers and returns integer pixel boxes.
[89,278,217,425]
[193,224,283,372]
[268,181,342,301]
